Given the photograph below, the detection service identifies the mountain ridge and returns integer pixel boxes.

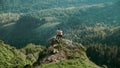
[0,39,101,68]
[32,38,101,68]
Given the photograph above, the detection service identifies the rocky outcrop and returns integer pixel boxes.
[33,38,87,67]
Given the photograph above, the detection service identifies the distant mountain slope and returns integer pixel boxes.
[0,0,115,13]
[103,28,120,45]
[87,44,120,68]
[0,1,119,48]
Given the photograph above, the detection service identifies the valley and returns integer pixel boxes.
[0,0,120,68]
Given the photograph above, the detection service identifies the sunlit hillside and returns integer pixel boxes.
[0,0,119,68]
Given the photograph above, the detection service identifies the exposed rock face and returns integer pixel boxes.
[33,38,87,66]
[42,50,66,63]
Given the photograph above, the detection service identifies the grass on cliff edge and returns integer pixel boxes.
[38,58,101,68]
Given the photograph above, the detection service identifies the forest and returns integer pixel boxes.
[0,0,120,68]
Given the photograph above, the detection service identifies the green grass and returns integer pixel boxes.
[0,41,31,68]
[38,58,100,68]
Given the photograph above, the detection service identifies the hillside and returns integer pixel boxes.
[103,28,120,45]
[0,39,101,68]
[0,40,29,68]
[0,0,115,13]
[0,1,120,68]
[0,40,43,68]
[38,59,100,68]
[31,38,101,68]
[0,1,120,48]
[87,44,120,68]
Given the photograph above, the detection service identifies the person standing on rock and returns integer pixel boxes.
[56,28,63,41]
